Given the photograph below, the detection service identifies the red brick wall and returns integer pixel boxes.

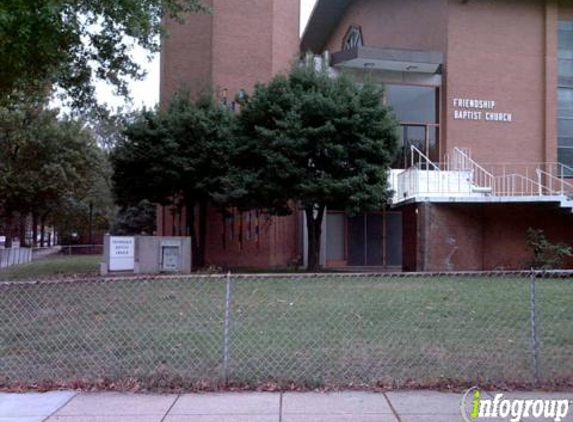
[324,0,448,53]
[158,205,301,269]
[157,204,188,237]
[160,2,214,107]
[204,208,270,268]
[422,204,485,272]
[272,0,301,74]
[161,0,300,104]
[211,0,273,98]
[445,0,554,163]
[269,211,300,267]
[204,208,300,269]
[482,203,573,270]
[419,202,573,271]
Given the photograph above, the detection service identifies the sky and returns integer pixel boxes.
[96,0,318,111]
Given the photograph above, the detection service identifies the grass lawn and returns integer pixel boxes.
[0,255,101,281]
[0,274,571,389]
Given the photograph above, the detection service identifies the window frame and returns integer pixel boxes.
[383,84,441,168]
[558,20,573,172]
[342,26,363,51]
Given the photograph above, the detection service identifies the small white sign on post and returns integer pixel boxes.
[109,236,135,271]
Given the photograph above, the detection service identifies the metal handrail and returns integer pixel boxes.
[396,167,418,200]
[410,145,441,171]
[555,162,573,179]
[536,168,573,196]
[450,148,495,193]
[494,173,545,196]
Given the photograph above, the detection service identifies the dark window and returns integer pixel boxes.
[558,88,573,118]
[559,21,573,58]
[386,85,439,167]
[343,26,363,50]
[385,213,402,267]
[558,21,573,169]
[386,85,437,123]
[558,60,573,86]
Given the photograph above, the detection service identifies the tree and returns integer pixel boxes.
[111,200,157,236]
[111,91,236,268]
[54,145,114,245]
[232,63,400,271]
[0,0,206,108]
[0,98,110,246]
[526,228,572,269]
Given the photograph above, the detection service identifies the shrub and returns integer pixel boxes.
[526,228,572,269]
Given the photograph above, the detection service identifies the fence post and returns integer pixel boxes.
[529,270,541,387]
[223,271,232,383]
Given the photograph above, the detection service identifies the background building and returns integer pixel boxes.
[160,0,573,271]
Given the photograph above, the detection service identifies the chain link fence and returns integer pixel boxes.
[0,272,571,390]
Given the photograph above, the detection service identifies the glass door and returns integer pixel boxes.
[385,85,439,168]
[345,212,402,267]
[395,124,439,169]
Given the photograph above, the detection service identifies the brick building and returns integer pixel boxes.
[158,0,302,269]
[160,0,573,271]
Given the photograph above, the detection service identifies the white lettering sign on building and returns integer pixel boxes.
[452,98,513,123]
[109,236,135,271]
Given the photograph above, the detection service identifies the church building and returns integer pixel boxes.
[159,0,573,271]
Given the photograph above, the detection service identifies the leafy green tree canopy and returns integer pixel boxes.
[112,200,157,236]
[54,144,114,244]
[526,227,573,269]
[232,63,400,271]
[0,0,206,108]
[111,90,236,267]
[0,99,113,246]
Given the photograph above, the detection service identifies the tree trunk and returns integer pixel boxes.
[172,206,177,236]
[18,215,27,247]
[185,200,200,271]
[4,213,13,248]
[40,215,46,247]
[305,205,325,272]
[88,201,94,245]
[197,200,208,269]
[32,212,38,247]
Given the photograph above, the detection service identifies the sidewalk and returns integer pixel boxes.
[1,390,572,422]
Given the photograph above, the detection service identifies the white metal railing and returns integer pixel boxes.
[395,167,418,201]
[393,146,573,203]
[447,147,495,194]
[494,173,545,197]
[397,146,479,199]
[537,167,573,196]
[543,162,573,181]
[410,145,440,171]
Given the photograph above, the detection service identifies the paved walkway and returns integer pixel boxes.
[1,390,572,422]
